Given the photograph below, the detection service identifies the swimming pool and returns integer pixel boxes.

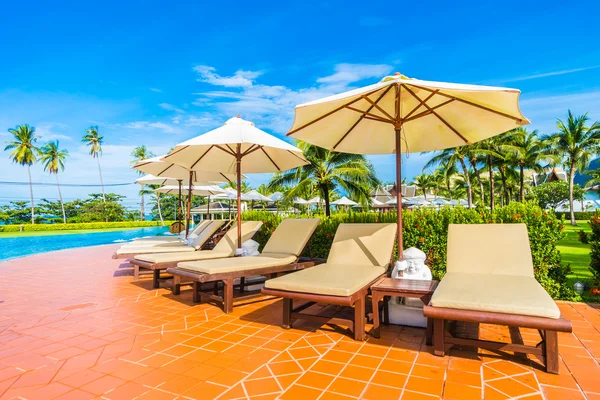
[0,226,171,261]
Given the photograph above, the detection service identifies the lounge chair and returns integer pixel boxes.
[167,218,321,313]
[112,220,226,259]
[262,223,397,341]
[423,224,572,374]
[125,220,213,246]
[129,221,263,288]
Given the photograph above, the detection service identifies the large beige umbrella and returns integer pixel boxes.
[132,156,236,236]
[163,116,308,248]
[287,73,529,258]
[157,185,225,220]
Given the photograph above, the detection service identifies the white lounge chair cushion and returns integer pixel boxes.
[116,245,196,255]
[177,253,297,275]
[262,219,320,256]
[264,263,386,297]
[431,272,561,319]
[134,250,232,264]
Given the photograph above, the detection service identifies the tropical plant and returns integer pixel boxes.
[130,145,156,221]
[411,173,435,199]
[268,141,379,216]
[4,124,41,224]
[40,141,69,223]
[424,146,473,207]
[82,126,106,202]
[544,111,600,225]
[532,181,585,211]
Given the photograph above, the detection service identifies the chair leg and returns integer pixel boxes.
[544,330,559,374]
[192,282,201,303]
[213,281,219,295]
[172,275,181,295]
[433,318,445,356]
[282,298,293,329]
[239,277,245,293]
[133,265,140,281]
[152,270,160,289]
[354,295,366,341]
[371,292,381,338]
[223,278,234,313]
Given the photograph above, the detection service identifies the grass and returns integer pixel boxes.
[558,220,593,281]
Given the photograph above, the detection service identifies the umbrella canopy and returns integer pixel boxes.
[164,116,308,248]
[287,73,529,259]
[307,196,322,205]
[156,185,225,196]
[244,190,272,202]
[431,197,451,206]
[331,196,358,206]
[132,155,236,183]
[269,192,284,202]
[294,197,309,205]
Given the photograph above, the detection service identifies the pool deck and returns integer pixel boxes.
[0,245,599,399]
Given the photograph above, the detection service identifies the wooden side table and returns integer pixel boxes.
[371,277,438,344]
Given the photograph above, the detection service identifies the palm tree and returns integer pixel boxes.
[130,145,156,221]
[506,128,548,202]
[411,173,434,199]
[424,146,473,207]
[544,111,600,225]
[5,124,40,224]
[82,126,106,202]
[269,141,378,216]
[40,141,69,223]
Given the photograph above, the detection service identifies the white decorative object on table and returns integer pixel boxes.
[388,247,432,328]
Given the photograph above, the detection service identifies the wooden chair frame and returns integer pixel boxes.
[423,305,572,374]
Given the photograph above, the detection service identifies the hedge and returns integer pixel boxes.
[243,202,575,300]
[555,211,597,221]
[0,220,173,233]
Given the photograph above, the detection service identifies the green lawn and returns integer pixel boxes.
[557,220,593,283]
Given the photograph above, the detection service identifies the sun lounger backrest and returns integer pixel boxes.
[447,223,534,276]
[262,218,320,257]
[327,223,397,267]
[213,221,263,255]
[189,220,226,249]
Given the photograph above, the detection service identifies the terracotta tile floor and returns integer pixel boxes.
[1,245,599,399]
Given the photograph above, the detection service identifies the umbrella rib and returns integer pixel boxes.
[163,145,189,159]
[286,149,309,164]
[219,173,233,183]
[409,84,526,123]
[344,106,394,124]
[242,144,262,157]
[333,85,394,150]
[215,145,236,157]
[403,90,439,120]
[361,95,395,121]
[403,99,455,123]
[190,145,215,170]
[260,147,281,170]
[287,86,384,136]
[403,85,469,144]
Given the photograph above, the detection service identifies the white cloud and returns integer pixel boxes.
[193,65,263,88]
[192,63,394,133]
[484,65,600,85]
[149,88,162,93]
[36,123,73,142]
[158,103,185,113]
[123,121,183,134]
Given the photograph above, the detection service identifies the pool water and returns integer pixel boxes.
[0,226,171,261]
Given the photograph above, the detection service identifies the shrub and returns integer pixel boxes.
[578,230,590,244]
[0,220,171,233]
[242,202,575,300]
[555,211,597,221]
[588,214,600,282]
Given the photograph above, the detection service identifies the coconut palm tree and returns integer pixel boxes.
[411,173,434,199]
[424,146,473,207]
[82,126,106,202]
[506,128,549,202]
[544,111,600,225]
[268,141,379,216]
[5,124,40,224]
[40,141,69,223]
[130,145,156,221]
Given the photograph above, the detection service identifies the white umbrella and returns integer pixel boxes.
[156,185,225,196]
[307,196,321,205]
[133,156,237,236]
[287,73,529,258]
[163,117,308,248]
[244,190,272,202]
[431,197,451,206]
[294,197,309,205]
[135,174,179,186]
[331,196,358,206]
[269,192,285,202]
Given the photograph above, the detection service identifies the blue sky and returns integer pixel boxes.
[1,0,600,210]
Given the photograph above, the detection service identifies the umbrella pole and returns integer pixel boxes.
[395,127,404,260]
[207,195,211,220]
[177,180,182,228]
[186,171,193,238]
[236,144,242,249]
